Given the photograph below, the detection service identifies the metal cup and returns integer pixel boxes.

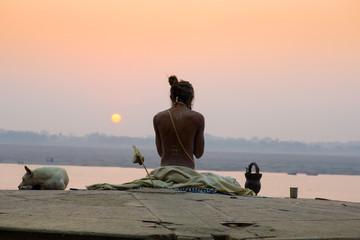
[290,187,298,199]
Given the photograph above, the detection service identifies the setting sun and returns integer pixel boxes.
[111,113,122,123]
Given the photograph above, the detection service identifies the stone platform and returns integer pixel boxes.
[0,189,359,239]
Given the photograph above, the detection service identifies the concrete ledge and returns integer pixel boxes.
[0,226,175,240]
[1,190,359,240]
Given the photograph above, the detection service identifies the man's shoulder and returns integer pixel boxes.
[154,108,204,120]
[184,110,204,125]
[154,109,169,117]
[191,109,204,117]
[153,109,169,122]
[188,109,204,119]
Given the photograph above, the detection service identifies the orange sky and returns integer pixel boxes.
[1,0,359,142]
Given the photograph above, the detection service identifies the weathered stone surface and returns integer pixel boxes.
[0,189,359,239]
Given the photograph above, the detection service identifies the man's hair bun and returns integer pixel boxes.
[168,75,178,87]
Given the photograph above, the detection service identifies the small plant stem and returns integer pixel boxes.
[140,159,156,188]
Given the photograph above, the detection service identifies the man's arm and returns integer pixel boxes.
[153,114,162,157]
[193,114,205,159]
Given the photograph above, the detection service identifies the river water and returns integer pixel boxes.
[1,163,359,203]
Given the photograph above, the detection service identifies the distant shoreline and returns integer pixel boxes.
[1,129,360,156]
[1,144,360,175]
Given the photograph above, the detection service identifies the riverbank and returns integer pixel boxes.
[1,189,360,239]
[2,163,360,203]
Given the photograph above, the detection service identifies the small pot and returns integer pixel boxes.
[245,162,262,195]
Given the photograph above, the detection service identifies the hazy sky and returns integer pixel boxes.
[1,0,359,142]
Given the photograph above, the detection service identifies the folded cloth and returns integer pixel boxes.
[86,166,255,196]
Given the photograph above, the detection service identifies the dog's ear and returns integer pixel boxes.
[25,166,33,176]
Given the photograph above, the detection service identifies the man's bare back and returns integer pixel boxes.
[153,101,205,169]
[153,75,205,169]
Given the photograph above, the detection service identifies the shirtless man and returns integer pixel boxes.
[153,75,205,169]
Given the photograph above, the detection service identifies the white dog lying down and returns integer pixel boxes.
[18,166,69,190]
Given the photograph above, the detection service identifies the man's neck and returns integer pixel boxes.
[172,102,187,107]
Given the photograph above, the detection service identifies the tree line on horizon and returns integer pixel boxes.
[0,129,359,155]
